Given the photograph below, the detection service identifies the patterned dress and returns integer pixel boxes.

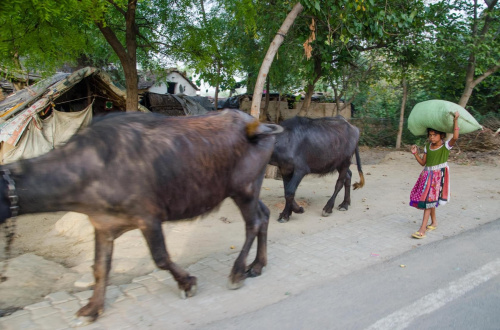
[409,140,451,209]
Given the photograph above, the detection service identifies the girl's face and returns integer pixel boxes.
[428,130,443,144]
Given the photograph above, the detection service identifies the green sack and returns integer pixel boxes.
[408,100,482,136]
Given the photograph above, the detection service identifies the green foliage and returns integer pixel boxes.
[419,0,500,107]
[152,0,244,94]
[1,0,498,144]
[0,0,166,77]
[0,0,96,73]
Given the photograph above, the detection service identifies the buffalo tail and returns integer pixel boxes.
[353,145,365,190]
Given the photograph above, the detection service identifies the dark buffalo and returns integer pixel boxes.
[0,109,282,323]
[269,115,364,223]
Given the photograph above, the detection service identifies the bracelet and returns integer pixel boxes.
[454,127,460,130]
[412,152,417,155]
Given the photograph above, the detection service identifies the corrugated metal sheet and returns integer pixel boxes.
[0,72,69,119]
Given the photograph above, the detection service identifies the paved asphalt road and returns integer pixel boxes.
[201,218,500,330]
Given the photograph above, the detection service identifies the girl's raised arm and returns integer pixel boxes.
[449,111,460,147]
[411,145,426,166]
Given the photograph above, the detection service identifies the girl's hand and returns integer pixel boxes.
[454,111,460,120]
[411,145,418,155]
[412,145,426,165]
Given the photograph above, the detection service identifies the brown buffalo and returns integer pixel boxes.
[0,109,282,323]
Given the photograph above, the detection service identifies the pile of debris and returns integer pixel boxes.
[457,117,500,152]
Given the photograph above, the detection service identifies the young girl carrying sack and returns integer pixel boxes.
[409,111,460,239]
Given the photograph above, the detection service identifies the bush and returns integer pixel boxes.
[351,117,423,148]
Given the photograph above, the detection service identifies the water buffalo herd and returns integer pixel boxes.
[0,109,363,323]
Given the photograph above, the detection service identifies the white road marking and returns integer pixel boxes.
[366,258,500,330]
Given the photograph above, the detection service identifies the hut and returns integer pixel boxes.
[0,67,149,164]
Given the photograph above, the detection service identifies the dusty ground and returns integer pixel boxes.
[0,146,499,315]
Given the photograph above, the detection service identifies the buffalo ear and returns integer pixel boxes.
[260,123,284,135]
[247,122,284,137]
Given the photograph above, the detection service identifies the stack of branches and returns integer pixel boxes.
[457,117,500,152]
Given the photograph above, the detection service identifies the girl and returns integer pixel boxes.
[409,111,460,239]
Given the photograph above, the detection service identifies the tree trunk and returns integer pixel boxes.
[262,78,270,121]
[123,62,139,110]
[251,2,304,119]
[458,0,500,107]
[214,63,220,110]
[214,84,219,110]
[298,55,322,116]
[459,63,500,107]
[299,83,315,116]
[333,86,340,116]
[458,54,476,107]
[95,0,139,111]
[275,92,281,123]
[396,76,407,149]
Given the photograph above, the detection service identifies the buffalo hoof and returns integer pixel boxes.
[277,217,289,223]
[292,204,304,214]
[337,203,349,211]
[179,275,197,299]
[227,278,245,290]
[76,302,101,324]
[179,284,197,299]
[70,316,94,327]
[246,265,265,278]
[322,210,332,217]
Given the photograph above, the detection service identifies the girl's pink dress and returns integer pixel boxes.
[409,141,452,209]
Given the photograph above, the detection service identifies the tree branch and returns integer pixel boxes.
[472,63,500,86]
[95,21,128,64]
[105,0,127,17]
[475,0,498,44]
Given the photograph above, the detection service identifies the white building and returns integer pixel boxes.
[138,68,199,96]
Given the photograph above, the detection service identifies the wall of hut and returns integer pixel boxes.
[240,100,351,122]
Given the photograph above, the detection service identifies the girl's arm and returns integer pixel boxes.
[448,111,460,147]
[411,145,426,166]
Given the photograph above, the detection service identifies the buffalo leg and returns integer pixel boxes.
[278,171,306,223]
[322,167,349,216]
[228,197,264,289]
[139,219,197,298]
[76,228,114,321]
[337,169,352,211]
[245,200,270,277]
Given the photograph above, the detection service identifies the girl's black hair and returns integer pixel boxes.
[427,127,446,138]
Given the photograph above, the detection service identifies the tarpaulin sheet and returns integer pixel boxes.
[1,103,93,164]
[0,97,49,145]
[171,94,210,116]
[0,67,149,145]
[0,72,69,119]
